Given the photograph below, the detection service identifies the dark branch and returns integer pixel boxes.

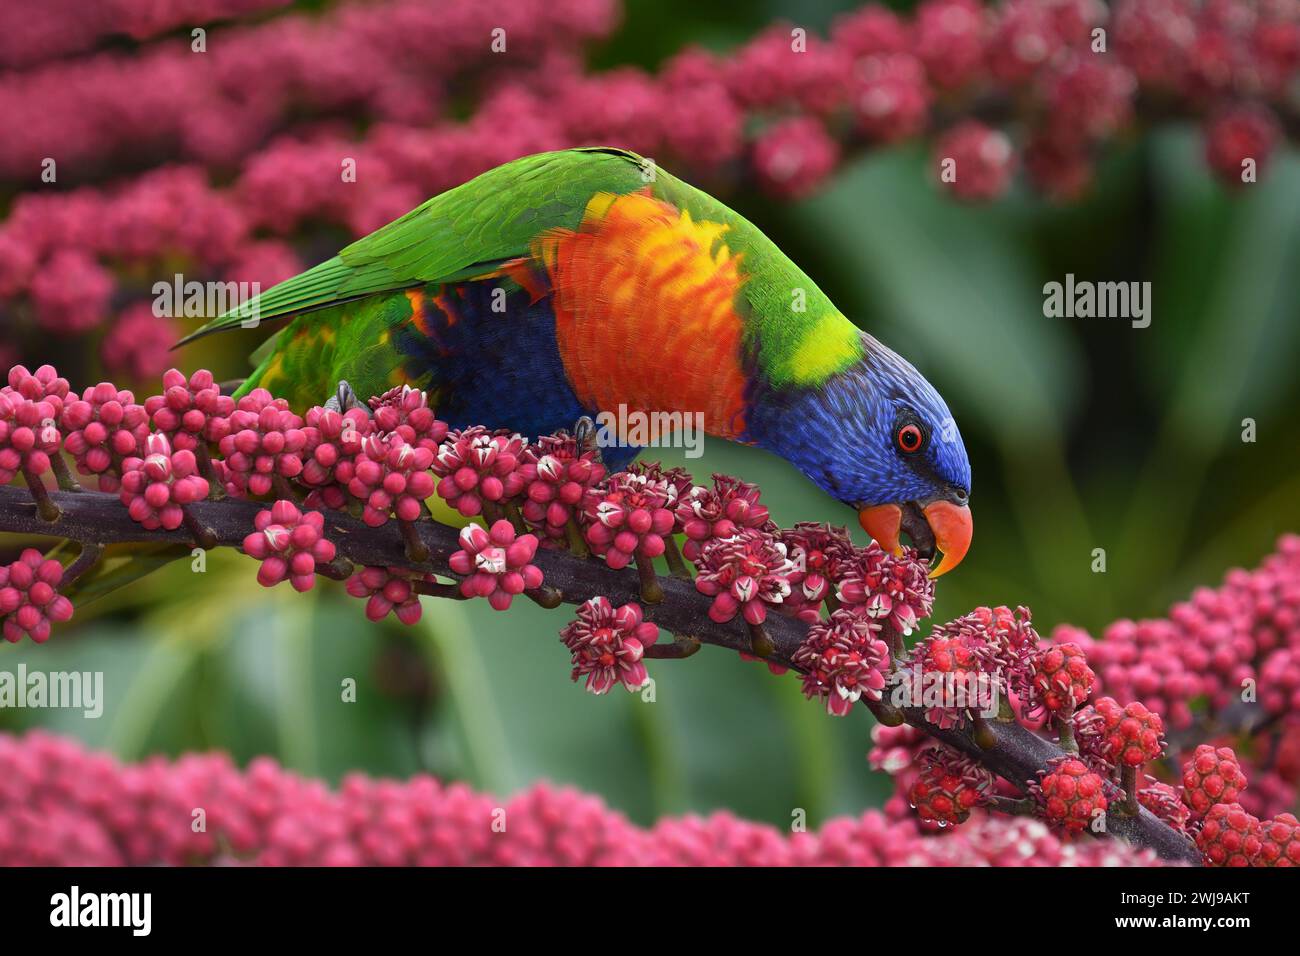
[0,483,1201,864]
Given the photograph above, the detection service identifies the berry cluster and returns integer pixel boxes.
[242,500,337,592]
[559,596,660,695]
[4,361,1300,868]
[792,608,891,715]
[0,730,1163,866]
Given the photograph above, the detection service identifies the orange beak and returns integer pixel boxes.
[858,500,973,578]
[858,503,904,557]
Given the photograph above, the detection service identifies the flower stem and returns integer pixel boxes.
[636,554,664,604]
[643,633,701,659]
[23,467,60,521]
[272,474,302,503]
[414,580,468,600]
[1056,712,1078,754]
[59,542,104,587]
[1120,764,1140,816]
[196,445,225,498]
[181,508,217,551]
[399,519,429,564]
[314,557,354,581]
[987,796,1037,817]
[526,585,563,609]
[50,455,82,493]
[663,536,692,579]
[564,518,590,558]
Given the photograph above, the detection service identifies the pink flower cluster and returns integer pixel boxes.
[448,520,543,611]
[1051,535,1300,817]
[836,543,936,636]
[0,550,73,643]
[559,596,659,694]
[792,608,891,715]
[0,0,291,70]
[118,433,210,530]
[0,0,618,179]
[0,731,1163,866]
[6,1,1296,375]
[242,500,336,591]
[582,471,678,570]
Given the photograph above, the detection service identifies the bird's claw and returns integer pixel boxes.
[324,380,367,414]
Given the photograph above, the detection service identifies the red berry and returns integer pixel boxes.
[1031,642,1096,716]
[1196,803,1261,867]
[1182,744,1248,817]
[1257,813,1300,867]
[1038,758,1109,834]
[1094,696,1165,767]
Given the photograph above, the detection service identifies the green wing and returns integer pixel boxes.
[178,147,651,345]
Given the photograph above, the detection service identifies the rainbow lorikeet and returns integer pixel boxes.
[183,147,972,575]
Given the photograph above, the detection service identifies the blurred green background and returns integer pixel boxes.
[3,0,1299,831]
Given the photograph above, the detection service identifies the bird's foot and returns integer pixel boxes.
[324,380,368,414]
[571,415,601,460]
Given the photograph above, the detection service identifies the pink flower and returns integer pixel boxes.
[1029,642,1095,717]
[908,744,995,826]
[60,383,150,491]
[6,364,69,410]
[1197,803,1261,867]
[216,389,308,498]
[432,427,526,517]
[852,53,931,143]
[0,390,61,484]
[448,520,542,611]
[518,433,606,544]
[28,250,113,334]
[559,596,660,694]
[676,473,772,562]
[299,405,373,509]
[242,500,337,592]
[345,566,430,626]
[1182,744,1248,818]
[101,304,181,381]
[986,0,1061,85]
[368,386,448,452]
[835,544,935,636]
[752,116,841,200]
[582,471,677,570]
[118,433,209,530]
[144,368,235,452]
[777,522,854,614]
[0,549,72,644]
[347,433,435,526]
[1093,696,1165,767]
[694,529,799,625]
[933,120,1016,201]
[792,609,890,715]
[913,0,987,90]
[1035,757,1111,835]
[1204,104,1280,186]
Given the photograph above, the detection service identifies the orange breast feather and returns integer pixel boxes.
[537,191,749,440]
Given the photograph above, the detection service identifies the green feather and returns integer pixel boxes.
[177,148,649,346]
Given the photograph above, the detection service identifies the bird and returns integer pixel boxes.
[182,147,972,576]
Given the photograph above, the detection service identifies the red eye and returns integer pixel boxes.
[897,423,924,454]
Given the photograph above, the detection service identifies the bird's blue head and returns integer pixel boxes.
[747,333,973,577]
